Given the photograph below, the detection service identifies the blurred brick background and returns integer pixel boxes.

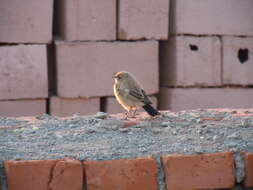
[0,0,252,117]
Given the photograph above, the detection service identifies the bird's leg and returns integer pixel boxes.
[128,108,132,118]
[132,108,137,118]
[124,110,130,120]
[125,107,137,118]
[128,107,136,118]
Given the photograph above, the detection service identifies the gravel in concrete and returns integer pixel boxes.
[0,109,252,162]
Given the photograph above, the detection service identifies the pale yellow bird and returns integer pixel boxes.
[113,71,160,119]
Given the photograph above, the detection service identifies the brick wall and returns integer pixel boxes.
[3,152,253,190]
[159,0,253,111]
[0,0,252,116]
[0,0,52,116]
[2,153,239,190]
[1,109,253,189]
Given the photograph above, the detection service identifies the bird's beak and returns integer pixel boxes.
[112,72,118,78]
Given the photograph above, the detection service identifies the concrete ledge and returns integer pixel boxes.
[0,109,253,189]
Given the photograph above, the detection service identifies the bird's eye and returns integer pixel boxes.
[118,76,121,79]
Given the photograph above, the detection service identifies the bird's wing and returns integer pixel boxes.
[141,89,152,104]
[129,88,152,104]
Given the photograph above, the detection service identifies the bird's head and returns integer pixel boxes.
[113,71,131,84]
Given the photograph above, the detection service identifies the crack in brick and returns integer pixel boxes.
[47,160,59,190]
[47,158,84,190]
[81,161,87,190]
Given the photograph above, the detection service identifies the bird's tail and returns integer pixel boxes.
[142,104,160,116]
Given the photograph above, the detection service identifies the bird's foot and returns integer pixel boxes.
[123,112,129,120]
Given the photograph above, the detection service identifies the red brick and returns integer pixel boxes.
[161,152,235,190]
[50,96,100,117]
[160,36,221,87]
[0,45,48,100]
[118,0,169,40]
[83,157,158,190]
[159,88,253,111]
[0,0,53,43]
[55,0,116,41]
[223,36,253,85]
[49,159,83,190]
[170,0,253,36]
[0,99,46,117]
[243,153,253,187]
[55,41,158,98]
[105,96,157,114]
[4,160,57,190]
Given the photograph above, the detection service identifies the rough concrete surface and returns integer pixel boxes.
[0,109,253,189]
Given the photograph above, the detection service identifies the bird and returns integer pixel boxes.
[113,71,160,119]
